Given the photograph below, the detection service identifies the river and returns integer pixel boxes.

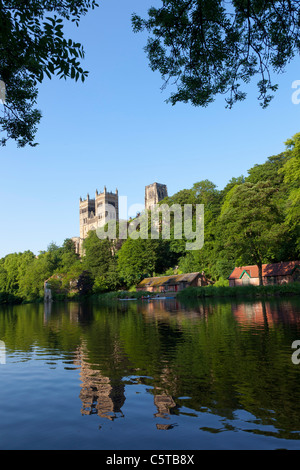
[0,297,300,450]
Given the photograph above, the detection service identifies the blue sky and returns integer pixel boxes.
[1,0,300,258]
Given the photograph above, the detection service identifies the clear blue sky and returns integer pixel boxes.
[1,0,300,258]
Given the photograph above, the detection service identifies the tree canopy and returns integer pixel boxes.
[0,0,98,147]
[132,0,300,108]
[3,1,300,146]
[280,132,300,233]
[218,181,285,284]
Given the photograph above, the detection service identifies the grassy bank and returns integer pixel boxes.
[2,283,299,306]
[90,283,300,303]
[177,282,300,301]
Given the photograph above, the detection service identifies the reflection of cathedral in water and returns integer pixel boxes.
[154,393,177,430]
[75,343,126,420]
[43,302,181,428]
[77,343,178,426]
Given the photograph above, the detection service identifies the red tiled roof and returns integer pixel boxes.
[228,261,300,279]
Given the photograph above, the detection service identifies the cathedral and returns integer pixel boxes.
[72,182,168,255]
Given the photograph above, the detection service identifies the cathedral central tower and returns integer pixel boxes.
[145,182,168,211]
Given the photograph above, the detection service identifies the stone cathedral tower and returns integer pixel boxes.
[79,186,119,239]
[145,182,168,211]
[72,186,119,255]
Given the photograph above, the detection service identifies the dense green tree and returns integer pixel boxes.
[117,237,174,288]
[18,253,52,300]
[192,179,219,205]
[218,181,286,285]
[168,180,222,279]
[83,230,120,292]
[76,270,94,295]
[83,231,113,278]
[0,0,98,147]
[0,250,35,295]
[156,180,220,261]
[221,176,245,198]
[246,153,288,186]
[280,133,300,235]
[132,0,300,108]
[14,239,78,300]
[58,238,80,272]
[156,188,192,257]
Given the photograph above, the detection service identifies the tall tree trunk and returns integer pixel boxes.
[258,262,263,286]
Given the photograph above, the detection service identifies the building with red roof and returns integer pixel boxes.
[228,261,300,286]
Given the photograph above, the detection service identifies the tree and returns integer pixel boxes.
[83,231,120,292]
[247,153,288,186]
[117,237,173,288]
[0,250,35,296]
[59,238,80,272]
[18,254,53,300]
[132,0,300,108]
[76,270,94,295]
[279,133,300,254]
[218,181,286,285]
[0,0,98,147]
[280,133,300,229]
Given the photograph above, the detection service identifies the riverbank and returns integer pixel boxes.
[176,282,300,301]
[1,282,300,305]
[0,292,23,305]
[0,289,168,305]
[91,283,300,303]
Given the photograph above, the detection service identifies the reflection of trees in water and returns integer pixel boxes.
[123,298,300,436]
[4,298,300,437]
[136,298,216,323]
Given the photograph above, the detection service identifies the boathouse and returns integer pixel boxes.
[136,272,210,293]
[228,261,300,287]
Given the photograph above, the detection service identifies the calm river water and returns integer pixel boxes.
[0,297,300,450]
